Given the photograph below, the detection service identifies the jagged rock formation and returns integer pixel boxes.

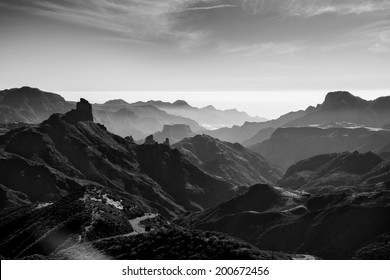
[163,138,170,146]
[144,135,156,145]
[63,98,93,123]
[124,135,134,143]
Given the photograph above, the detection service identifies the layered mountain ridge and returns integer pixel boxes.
[173,134,283,187]
[2,87,390,260]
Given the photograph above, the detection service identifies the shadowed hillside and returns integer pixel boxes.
[174,134,283,187]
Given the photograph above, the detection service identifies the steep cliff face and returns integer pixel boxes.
[63,98,93,123]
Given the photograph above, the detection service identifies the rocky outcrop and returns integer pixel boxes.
[63,98,93,123]
[144,135,156,145]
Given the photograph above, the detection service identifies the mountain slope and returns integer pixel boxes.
[0,186,138,258]
[0,87,73,123]
[278,151,384,192]
[173,134,283,187]
[250,126,390,170]
[242,127,276,147]
[188,183,390,259]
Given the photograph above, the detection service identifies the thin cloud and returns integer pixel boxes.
[219,42,307,57]
[0,0,217,51]
[369,31,390,54]
[241,0,390,17]
[2,0,390,53]
[179,4,238,12]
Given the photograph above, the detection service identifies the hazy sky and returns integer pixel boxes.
[1,0,390,118]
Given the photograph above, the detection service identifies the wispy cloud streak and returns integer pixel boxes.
[1,0,390,53]
[219,41,307,56]
[241,0,390,17]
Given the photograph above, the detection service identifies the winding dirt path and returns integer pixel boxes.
[128,213,158,234]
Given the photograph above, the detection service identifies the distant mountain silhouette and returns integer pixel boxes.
[174,135,283,187]
[95,101,204,140]
[250,126,390,170]
[202,111,305,144]
[152,124,195,144]
[242,127,276,147]
[0,87,73,123]
[0,87,204,140]
[204,91,390,146]
[286,91,390,127]
[133,100,266,128]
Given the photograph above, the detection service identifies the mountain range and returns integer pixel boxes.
[250,125,390,170]
[133,100,266,129]
[2,86,390,260]
[203,91,390,146]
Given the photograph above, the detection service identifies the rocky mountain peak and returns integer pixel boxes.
[321,91,366,110]
[173,100,190,107]
[144,134,156,145]
[63,98,93,123]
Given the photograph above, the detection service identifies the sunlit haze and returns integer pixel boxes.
[58,89,390,120]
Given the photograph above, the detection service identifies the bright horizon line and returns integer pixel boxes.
[54,89,390,120]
